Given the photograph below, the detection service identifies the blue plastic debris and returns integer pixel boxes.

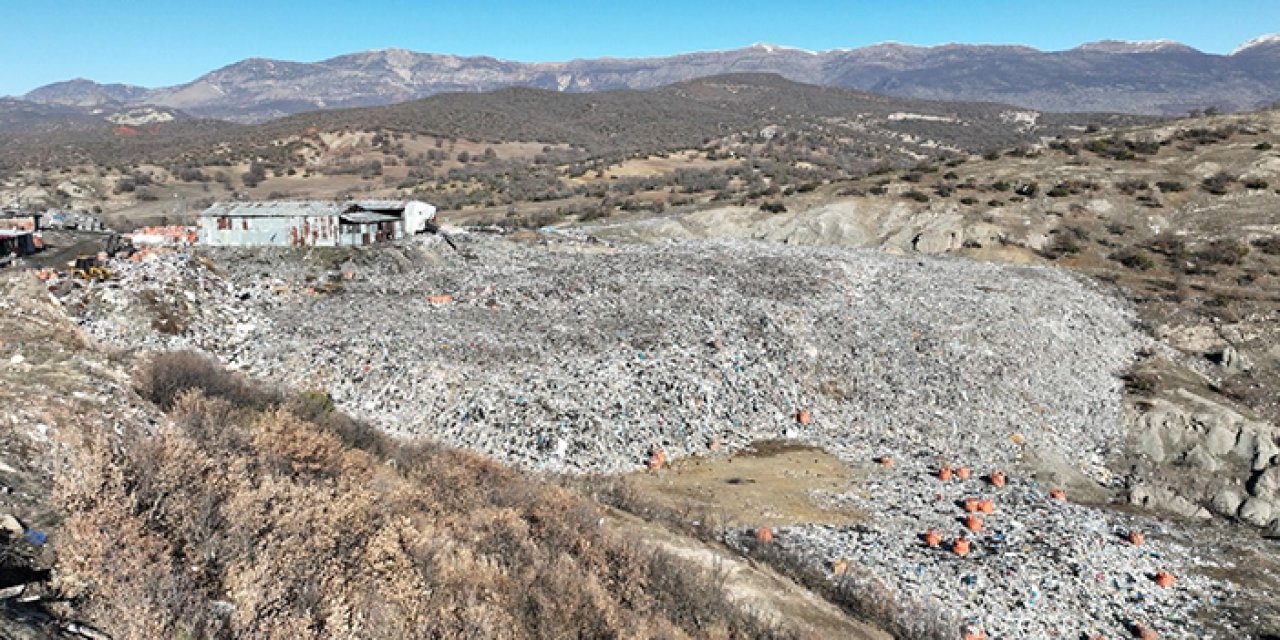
[24,529,46,545]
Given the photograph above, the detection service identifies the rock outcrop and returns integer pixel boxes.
[1126,389,1280,528]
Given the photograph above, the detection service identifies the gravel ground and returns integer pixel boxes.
[54,233,1262,639]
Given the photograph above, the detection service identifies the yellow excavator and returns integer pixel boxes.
[70,234,126,281]
[72,255,113,281]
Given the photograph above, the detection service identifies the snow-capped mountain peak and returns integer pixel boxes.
[1075,39,1192,54]
[747,43,818,56]
[1233,33,1280,54]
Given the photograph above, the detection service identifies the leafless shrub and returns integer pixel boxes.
[1116,178,1148,195]
[1111,247,1156,270]
[1195,239,1250,265]
[59,353,792,640]
[1200,171,1236,195]
[1251,236,1280,255]
[135,350,279,410]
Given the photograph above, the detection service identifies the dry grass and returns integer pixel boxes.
[739,542,955,640]
[576,475,952,640]
[53,354,795,639]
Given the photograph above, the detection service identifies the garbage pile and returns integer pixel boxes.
[739,463,1241,639]
[54,251,276,355]
[58,233,1151,476]
[53,233,1261,638]
[198,236,1143,478]
[127,225,197,247]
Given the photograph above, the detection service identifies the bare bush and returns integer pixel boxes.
[1111,247,1155,270]
[1200,171,1236,195]
[134,350,279,410]
[58,354,793,640]
[1251,236,1280,255]
[1195,239,1250,266]
[1116,178,1148,195]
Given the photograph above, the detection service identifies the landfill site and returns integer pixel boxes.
[35,220,1277,639]
[9,8,1280,637]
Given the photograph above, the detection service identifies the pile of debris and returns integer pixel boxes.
[54,251,276,353]
[51,233,1272,638]
[742,462,1240,638]
[233,237,1142,475]
[127,225,197,247]
[56,233,1146,475]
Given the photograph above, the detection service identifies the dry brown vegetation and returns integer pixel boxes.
[581,476,952,640]
[0,74,1149,231]
[52,351,794,639]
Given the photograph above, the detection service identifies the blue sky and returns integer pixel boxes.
[3,0,1278,96]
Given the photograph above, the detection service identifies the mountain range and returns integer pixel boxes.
[16,35,1280,123]
[0,73,1153,170]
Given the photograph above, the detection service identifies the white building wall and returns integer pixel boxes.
[403,201,437,235]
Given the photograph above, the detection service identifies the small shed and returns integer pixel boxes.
[197,200,436,247]
[0,230,39,261]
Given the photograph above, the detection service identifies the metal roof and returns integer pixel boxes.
[201,200,409,219]
[351,199,408,211]
[340,212,401,224]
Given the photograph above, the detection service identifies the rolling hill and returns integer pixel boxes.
[17,36,1280,122]
[0,74,1150,171]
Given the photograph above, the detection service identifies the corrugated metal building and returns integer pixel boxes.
[197,200,436,247]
